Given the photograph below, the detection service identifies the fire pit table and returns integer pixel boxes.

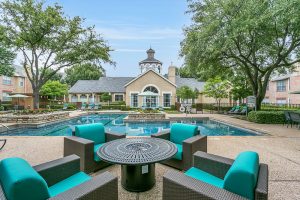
[97,137,177,192]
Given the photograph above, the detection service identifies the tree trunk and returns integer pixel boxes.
[33,89,40,110]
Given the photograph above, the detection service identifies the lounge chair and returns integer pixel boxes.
[284,111,292,128]
[0,155,118,200]
[151,123,207,171]
[237,106,247,115]
[87,103,95,110]
[228,106,240,114]
[64,123,126,173]
[163,151,268,200]
[94,103,101,110]
[81,103,87,110]
[289,112,300,128]
[62,103,68,110]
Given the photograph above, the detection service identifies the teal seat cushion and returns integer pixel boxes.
[185,167,224,188]
[49,172,91,197]
[75,123,105,144]
[170,123,198,144]
[173,143,183,160]
[94,143,104,162]
[0,157,50,200]
[223,151,259,200]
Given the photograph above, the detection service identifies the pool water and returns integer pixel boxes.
[1,114,260,136]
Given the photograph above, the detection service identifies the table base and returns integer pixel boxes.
[121,163,155,192]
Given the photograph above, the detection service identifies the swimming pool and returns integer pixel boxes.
[1,114,261,136]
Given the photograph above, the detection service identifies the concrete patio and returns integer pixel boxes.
[0,113,299,199]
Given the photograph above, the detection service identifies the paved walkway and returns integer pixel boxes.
[0,113,299,199]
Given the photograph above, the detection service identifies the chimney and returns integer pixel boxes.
[168,66,176,84]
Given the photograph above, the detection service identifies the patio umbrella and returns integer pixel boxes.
[8,94,29,108]
[290,91,300,94]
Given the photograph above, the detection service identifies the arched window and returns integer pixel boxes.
[144,86,158,93]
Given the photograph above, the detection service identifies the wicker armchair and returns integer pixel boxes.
[163,151,268,200]
[0,155,118,200]
[64,123,125,173]
[151,123,207,171]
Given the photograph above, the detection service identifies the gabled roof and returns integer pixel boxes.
[69,77,134,93]
[175,76,205,91]
[124,69,177,87]
[139,57,162,64]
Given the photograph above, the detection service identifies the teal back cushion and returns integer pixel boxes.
[75,123,105,144]
[0,157,50,200]
[223,151,259,200]
[170,123,198,144]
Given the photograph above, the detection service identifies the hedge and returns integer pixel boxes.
[247,111,285,124]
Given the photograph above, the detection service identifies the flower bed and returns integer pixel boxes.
[0,111,70,123]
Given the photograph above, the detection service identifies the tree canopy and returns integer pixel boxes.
[40,81,68,99]
[101,92,111,102]
[0,26,15,76]
[0,0,113,109]
[203,77,229,110]
[176,86,198,102]
[181,0,300,109]
[65,63,104,86]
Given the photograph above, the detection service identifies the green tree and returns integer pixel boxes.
[40,80,68,99]
[230,75,252,103]
[176,86,198,103]
[44,68,63,82]
[182,0,300,110]
[1,0,113,109]
[65,63,104,86]
[203,77,229,111]
[101,93,111,105]
[0,26,15,76]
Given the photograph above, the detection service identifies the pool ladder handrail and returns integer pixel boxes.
[0,124,10,133]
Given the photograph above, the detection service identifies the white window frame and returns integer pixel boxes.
[2,76,12,85]
[19,78,24,87]
[162,92,172,108]
[114,93,124,102]
[130,92,139,108]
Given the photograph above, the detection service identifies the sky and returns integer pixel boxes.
[48,0,191,77]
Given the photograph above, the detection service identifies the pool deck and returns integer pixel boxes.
[0,112,300,199]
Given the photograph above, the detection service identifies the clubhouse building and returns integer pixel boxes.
[68,48,228,108]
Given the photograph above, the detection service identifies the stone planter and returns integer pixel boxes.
[0,112,70,124]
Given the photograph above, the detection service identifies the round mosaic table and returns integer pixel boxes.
[97,137,177,192]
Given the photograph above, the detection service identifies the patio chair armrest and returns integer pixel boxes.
[34,155,80,187]
[182,135,207,171]
[193,151,234,179]
[151,129,170,140]
[64,136,94,172]
[255,164,269,200]
[49,171,118,200]
[105,131,126,142]
[163,170,247,200]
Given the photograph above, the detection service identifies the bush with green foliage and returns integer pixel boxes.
[247,111,285,124]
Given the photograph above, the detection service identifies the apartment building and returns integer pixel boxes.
[0,65,32,106]
[264,66,300,105]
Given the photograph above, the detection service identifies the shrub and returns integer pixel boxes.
[67,104,77,110]
[247,111,285,124]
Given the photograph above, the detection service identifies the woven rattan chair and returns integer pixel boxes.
[151,123,207,171]
[0,155,118,200]
[163,151,268,200]
[64,123,125,173]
